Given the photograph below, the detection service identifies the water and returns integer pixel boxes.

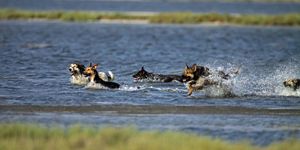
[0,20,300,145]
[1,0,300,14]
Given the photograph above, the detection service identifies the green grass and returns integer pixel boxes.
[1,9,300,26]
[0,124,299,150]
[149,12,300,26]
[0,9,148,22]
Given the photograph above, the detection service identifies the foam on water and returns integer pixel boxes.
[186,62,300,98]
[70,76,89,85]
[230,62,300,97]
[84,82,110,90]
[119,84,146,91]
[146,86,186,93]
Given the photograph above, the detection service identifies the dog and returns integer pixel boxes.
[182,64,239,82]
[182,64,211,82]
[83,64,120,89]
[283,78,300,91]
[182,64,239,96]
[132,67,183,83]
[69,63,115,85]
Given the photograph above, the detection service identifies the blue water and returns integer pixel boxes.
[1,0,300,14]
[0,21,300,145]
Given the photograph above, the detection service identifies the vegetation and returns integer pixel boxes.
[1,9,300,26]
[150,12,300,26]
[0,124,299,150]
[0,9,148,22]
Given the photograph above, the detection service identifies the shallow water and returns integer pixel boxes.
[0,21,300,145]
[1,0,300,14]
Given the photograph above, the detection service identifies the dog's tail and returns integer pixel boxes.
[107,71,115,81]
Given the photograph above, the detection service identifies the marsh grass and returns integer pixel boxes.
[0,9,300,26]
[0,9,147,22]
[149,12,300,26]
[0,124,299,150]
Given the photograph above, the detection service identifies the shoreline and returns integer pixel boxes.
[1,9,300,26]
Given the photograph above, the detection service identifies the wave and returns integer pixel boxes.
[226,62,300,97]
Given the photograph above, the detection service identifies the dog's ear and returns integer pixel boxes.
[92,64,98,69]
[89,63,92,67]
[192,64,197,72]
[185,64,189,69]
[141,66,144,71]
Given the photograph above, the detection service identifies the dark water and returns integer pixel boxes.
[1,0,300,14]
[0,21,300,145]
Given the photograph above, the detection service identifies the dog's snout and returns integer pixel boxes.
[69,68,72,71]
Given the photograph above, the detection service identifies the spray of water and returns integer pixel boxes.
[192,61,300,97]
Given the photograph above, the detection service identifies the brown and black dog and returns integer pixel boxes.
[83,64,120,89]
[182,64,239,82]
[182,64,239,95]
[283,78,300,91]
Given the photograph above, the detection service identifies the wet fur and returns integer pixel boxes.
[84,64,120,89]
[283,79,300,91]
[132,67,183,83]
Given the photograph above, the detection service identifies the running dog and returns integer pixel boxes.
[132,67,183,83]
[283,78,300,91]
[69,63,114,85]
[182,64,239,82]
[182,64,239,95]
[83,64,120,89]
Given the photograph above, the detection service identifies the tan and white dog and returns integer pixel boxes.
[69,63,115,85]
[283,78,300,91]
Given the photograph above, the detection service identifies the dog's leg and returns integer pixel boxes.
[188,88,194,96]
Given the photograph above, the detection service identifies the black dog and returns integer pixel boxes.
[132,67,183,83]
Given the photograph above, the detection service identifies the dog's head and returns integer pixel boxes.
[182,64,197,80]
[182,64,210,82]
[69,63,85,76]
[283,79,300,89]
[83,63,98,77]
[132,67,149,80]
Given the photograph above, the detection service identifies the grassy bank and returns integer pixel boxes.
[1,9,300,26]
[0,124,299,150]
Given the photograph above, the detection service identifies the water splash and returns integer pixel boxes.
[187,62,300,97]
[119,85,146,91]
[84,82,109,90]
[231,61,300,97]
[70,76,89,85]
